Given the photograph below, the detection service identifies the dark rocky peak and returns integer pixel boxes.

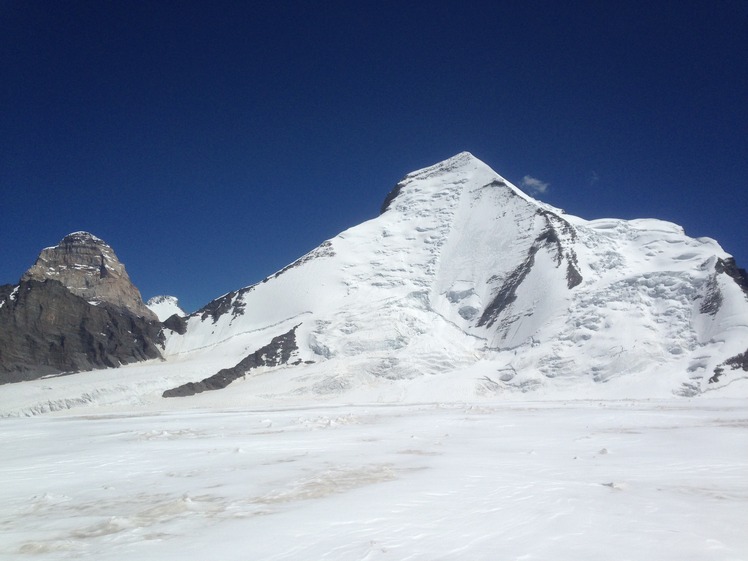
[700,256,748,316]
[716,257,748,297]
[0,278,163,383]
[380,182,403,214]
[0,233,167,383]
[22,231,156,320]
[194,286,252,324]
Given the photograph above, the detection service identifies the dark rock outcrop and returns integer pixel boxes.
[700,275,723,315]
[162,313,188,335]
[0,279,163,384]
[0,232,165,384]
[716,257,748,297]
[196,287,251,324]
[709,348,748,384]
[478,249,539,329]
[700,257,747,316]
[478,210,582,329]
[163,325,300,397]
[380,182,403,214]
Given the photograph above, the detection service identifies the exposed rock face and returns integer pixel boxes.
[0,232,164,383]
[162,313,188,334]
[477,208,582,329]
[716,257,748,296]
[196,286,251,324]
[23,231,157,321]
[710,348,748,384]
[0,279,163,383]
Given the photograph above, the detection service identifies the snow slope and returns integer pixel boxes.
[159,152,748,401]
[146,295,186,321]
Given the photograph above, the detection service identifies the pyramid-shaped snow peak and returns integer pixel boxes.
[160,153,748,399]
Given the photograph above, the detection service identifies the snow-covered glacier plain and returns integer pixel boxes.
[2,398,746,560]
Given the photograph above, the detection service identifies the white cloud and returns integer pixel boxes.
[589,170,600,186]
[521,175,550,194]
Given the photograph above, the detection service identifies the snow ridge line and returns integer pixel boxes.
[165,312,312,358]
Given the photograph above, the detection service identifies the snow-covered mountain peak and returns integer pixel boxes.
[403,151,486,179]
[382,152,562,221]
[62,231,106,244]
[157,153,748,400]
[147,295,186,321]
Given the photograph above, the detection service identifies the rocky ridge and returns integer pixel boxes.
[23,231,157,320]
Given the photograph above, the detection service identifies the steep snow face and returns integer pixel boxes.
[147,295,185,321]
[163,153,554,365]
[161,152,748,398]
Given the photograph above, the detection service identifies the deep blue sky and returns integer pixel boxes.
[2,1,746,312]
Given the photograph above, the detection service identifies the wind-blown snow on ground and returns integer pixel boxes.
[1,400,746,560]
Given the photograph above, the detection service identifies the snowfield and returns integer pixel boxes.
[1,399,746,560]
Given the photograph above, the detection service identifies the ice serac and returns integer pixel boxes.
[162,152,748,398]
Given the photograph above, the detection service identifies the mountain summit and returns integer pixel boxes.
[0,232,162,383]
[23,231,156,321]
[160,153,748,399]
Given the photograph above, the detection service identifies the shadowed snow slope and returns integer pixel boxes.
[2,153,747,415]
